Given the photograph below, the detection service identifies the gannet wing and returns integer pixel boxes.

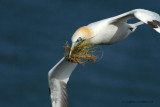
[48,57,78,107]
[109,9,160,33]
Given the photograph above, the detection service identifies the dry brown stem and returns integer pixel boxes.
[65,40,97,64]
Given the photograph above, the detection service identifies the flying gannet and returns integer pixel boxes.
[48,9,160,107]
[70,9,160,52]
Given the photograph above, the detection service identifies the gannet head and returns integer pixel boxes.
[71,26,93,42]
[69,26,93,56]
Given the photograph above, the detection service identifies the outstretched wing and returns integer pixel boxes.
[48,57,78,107]
[110,9,160,33]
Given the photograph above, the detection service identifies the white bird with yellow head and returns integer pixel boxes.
[48,9,160,107]
[70,9,160,54]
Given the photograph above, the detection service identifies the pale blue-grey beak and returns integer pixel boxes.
[69,42,76,57]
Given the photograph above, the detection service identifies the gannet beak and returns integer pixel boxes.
[69,42,76,57]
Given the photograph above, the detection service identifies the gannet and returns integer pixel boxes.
[71,9,160,52]
[48,9,160,107]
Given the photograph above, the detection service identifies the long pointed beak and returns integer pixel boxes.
[69,42,76,57]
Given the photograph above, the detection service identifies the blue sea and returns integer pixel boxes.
[0,0,160,107]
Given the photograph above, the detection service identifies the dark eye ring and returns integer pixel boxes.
[76,37,82,42]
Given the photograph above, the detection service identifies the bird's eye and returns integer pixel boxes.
[76,37,82,42]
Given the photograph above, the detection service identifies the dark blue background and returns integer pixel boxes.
[0,0,160,107]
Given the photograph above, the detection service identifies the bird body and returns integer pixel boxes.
[88,22,130,45]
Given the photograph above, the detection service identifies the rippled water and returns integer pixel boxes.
[0,0,160,107]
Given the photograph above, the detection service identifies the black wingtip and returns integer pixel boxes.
[147,20,160,28]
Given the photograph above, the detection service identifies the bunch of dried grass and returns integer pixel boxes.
[65,40,97,64]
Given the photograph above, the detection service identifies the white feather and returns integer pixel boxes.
[48,57,77,107]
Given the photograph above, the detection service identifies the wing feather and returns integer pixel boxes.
[48,57,78,107]
[110,9,160,33]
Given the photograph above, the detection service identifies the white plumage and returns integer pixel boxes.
[48,9,160,107]
[48,57,77,107]
[72,9,160,45]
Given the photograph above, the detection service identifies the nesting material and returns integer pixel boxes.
[65,40,97,64]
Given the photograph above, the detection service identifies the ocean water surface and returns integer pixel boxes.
[0,0,160,107]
